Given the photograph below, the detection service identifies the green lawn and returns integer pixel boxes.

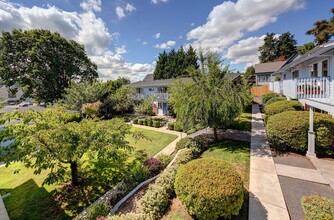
[163,140,250,220]
[127,127,177,157]
[227,112,252,132]
[0,127,177,219]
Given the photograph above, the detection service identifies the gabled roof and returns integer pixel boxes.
[255,61,286,74]
[127,74,191,88]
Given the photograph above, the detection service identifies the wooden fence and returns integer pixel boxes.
[251,85,270,97]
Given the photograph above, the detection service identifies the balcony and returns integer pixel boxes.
[134,93,169,101]
[269,77,331,99]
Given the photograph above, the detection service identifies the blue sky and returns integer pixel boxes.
[0,0,333,81]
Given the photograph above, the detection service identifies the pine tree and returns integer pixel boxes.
[259,33,278,63]
[277,32,297,59]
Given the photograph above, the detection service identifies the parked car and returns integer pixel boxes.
[18,101,32,107]
[7,100,16,105]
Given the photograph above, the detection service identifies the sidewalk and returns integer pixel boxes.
[249,104,289,220]
[0,196,9,220]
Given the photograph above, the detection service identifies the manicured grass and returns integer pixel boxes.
[201,140,250,189]
[127,127,177,157]
[227,112,252,132]
[0,126,177,219]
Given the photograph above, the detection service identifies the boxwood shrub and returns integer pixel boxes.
[264,100,303,123]
[301,194,334,220]
[174,148,197,165]
[265,96,287,106]
[133,118,138,124]
[174,158,244,220]
[153,120,161,128]
[267,111,334,155]
[174,122,183,131]
[261,93,279,104]
[175,137,192,151]
[167,122,174,130]
[138,119,144,125]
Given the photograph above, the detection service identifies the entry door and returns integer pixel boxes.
[158,103,163,115]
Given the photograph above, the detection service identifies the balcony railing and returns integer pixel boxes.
[135,93,169,100]
[269,77,330,99]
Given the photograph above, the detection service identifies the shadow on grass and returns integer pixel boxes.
[205,140,250,154]
[1,179,69,220]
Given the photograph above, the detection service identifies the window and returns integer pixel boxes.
[149,88,154,91]
[258,75,270,82]
[322,60,328,77]
[283,74,287,80]
[311,63,318,77]
[292,70,299,79]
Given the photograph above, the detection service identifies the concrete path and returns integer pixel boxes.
[0,196,9,220]
[249,104,289,220]
[309,157,334,190]
[131,124,187,157]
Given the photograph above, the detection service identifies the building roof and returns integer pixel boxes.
[127,74,191,88]
[229,72,242,80]
[255,61,286,74]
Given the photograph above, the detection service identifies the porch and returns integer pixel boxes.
[269,76,331,100]
[134,92,169,101]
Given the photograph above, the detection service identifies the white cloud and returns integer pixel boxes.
[151,0,168,4]
[155,40,176,49]
[190,22,195,27]
[187,0,305,52]
[0,1,150,82]
[115,6,125,19]
[154,32,160,39]
[80,0,101,12]
[142,41,148,45]
[125,3,136,12]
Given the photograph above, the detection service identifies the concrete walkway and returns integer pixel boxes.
[249,104,289,220]
[131,124,187,156]
[0,196,9,220]
[309,157,334,190]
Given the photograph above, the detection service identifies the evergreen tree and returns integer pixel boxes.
[153,45,199,79]
[259,33,278,63]
[243,66,256,87]
[297,42,315,55]
[306,8,334,45]
[277,32,297,59]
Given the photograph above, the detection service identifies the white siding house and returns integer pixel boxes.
[0,85,24,104]
[268,41,334,157]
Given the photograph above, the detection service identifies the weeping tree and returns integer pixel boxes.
[169,52,251,141]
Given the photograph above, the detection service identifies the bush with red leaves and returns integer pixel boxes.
[143,158,164,176]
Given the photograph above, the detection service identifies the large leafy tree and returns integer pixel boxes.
[153,45,199,79]
[0,29,98,103]
[109,86,136,114]
[0,108,139,186]
[306,8,334,45]
[277,32,297,59]
[169,52,251,141]
[297,42,315,55]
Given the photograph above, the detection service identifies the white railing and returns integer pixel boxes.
[269,82,274,91]
[296,77,330,99]
[135,93,169,100]
[283,79,298,99]
[273,81,281,94]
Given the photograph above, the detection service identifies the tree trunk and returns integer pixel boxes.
[70,161,79,186]
[213,127,218,142]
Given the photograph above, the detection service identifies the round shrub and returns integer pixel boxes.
[262,93,279,104]
[301,194,334,220]
[133,118,138,124]
[153,120,161,128]
[174,158,244,220]
[138,119,144,125]
[265,96,287,106]
[264,100,303,123]
[143,158,164,176]
[267,111,334,155]
[175,137,192,151]
[87,202,110,220]
[167,122,174,130]
[144,118,149,126]
[174,122,183,131]
[147,119,153,127]
[174,148,197,165]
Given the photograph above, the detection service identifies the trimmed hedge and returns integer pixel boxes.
[175,137,192,151]
[174,122,183,131]
[265,96,287,106]
[267,111,334,155]
[156,154,172,167]
[138,119,145,125]
[153,121,160,128]
[167,122,174,130]
[133,118,138,124]
[261,93,279,104]
[264,100,303,123]
[301,194,334,220]
[174,148,197,165]
[174,158,244,220]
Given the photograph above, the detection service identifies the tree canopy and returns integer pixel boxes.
[306,8,334,45]
[297,42,315,55]
[243,66,256,87]
[259,32,297,63]
[0,29,98,103]
[169,52,251,141]
[153,45,199,79]
[0,108,141,186]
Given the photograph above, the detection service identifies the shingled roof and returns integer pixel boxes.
[255,61,286,74]
[127,74,191,87]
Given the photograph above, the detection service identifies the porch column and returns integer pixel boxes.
[307,107,316,157]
